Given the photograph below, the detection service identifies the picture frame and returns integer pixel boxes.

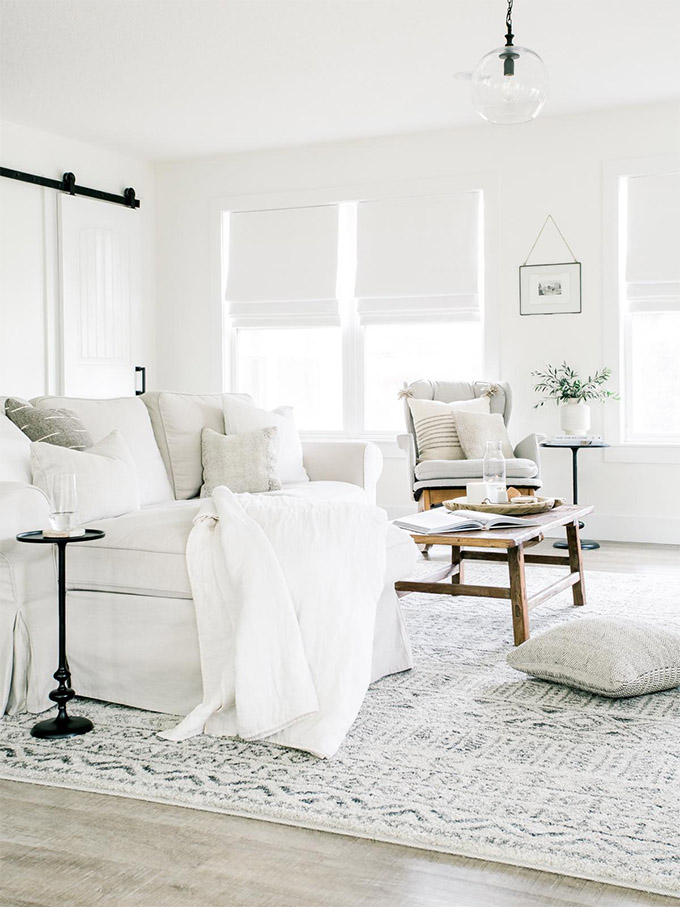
[519,262,582,316]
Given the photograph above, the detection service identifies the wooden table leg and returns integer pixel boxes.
[566,521,587,606]
[451,547,463,584]
[508,545,530,646]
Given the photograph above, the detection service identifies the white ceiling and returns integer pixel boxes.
[1,0,678,161]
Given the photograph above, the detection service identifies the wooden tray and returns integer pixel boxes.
[443,496,566,516]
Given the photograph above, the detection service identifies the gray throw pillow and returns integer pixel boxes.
[507,619,680,698]
[453,410,514,460]
[200,426,282,496]
[5,397,93,450]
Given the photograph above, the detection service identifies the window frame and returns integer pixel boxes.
[603,154,680,465]
[212,174,500,453]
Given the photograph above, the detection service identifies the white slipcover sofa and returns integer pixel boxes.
[0,391,415,717]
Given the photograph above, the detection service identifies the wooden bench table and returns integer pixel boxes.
[395,504,593,645]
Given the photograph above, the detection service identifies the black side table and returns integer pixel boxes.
[540,441,610,550]
[16,529,105,739]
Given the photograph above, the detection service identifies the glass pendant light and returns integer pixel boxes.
[471,0,549,125]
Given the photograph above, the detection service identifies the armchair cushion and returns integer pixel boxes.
[407,396,491,461]
[414,457,539,481]
[454,411,514,459]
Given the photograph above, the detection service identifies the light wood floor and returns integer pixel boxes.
[2,541,679,907]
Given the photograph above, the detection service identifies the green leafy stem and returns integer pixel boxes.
[531,361,620,408]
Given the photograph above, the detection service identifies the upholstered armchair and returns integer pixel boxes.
[397,379,544,511]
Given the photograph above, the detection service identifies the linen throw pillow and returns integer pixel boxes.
[6,397,93,450]
[407,396,491,461]
[507,619,680,698]
[454,410,514,460]
[222,396,309,485]
[30,430,140,524]
[200,427,283,496]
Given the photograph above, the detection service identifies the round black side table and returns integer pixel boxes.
[16,529,105,739]
[540,441,610,550]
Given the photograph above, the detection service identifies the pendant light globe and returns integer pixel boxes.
[471,44,549,124]
[470,0,549,125]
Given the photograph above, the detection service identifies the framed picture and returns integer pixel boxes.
[519,262,582,316]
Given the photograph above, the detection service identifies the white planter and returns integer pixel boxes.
[560,400,591,436]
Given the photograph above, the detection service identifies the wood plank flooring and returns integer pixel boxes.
[2,541,679,907]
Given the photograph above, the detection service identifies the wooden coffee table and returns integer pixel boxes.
[395,504,593,645]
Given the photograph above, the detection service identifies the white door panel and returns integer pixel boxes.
[59,194,140,397]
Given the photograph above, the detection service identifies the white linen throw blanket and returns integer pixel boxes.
[160,486,408,758]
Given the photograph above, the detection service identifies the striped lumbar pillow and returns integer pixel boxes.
[5,397,93,451]
[408,395,491,461]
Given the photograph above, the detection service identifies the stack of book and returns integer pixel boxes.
[547,435,603,445]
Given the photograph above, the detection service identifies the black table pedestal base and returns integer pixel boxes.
[553,538,600,551]
[552,518,600,550]
[31,714,93,739]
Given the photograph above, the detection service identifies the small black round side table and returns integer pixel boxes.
[16,529,105,739]
[540,440,610,550]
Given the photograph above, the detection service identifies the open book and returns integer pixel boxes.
[394,508,541,535]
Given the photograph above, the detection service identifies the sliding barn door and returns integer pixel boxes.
[59,194,140,397]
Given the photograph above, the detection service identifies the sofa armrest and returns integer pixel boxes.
[513,433,546,475]
[0,483,51,540]
[301,441,383,505]
[0,483,56,716]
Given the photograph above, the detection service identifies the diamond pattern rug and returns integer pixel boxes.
[1,565,679,897]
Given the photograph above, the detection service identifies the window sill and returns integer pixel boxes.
[604,443,680,465]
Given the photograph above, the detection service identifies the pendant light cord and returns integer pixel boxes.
[505,0,514,46]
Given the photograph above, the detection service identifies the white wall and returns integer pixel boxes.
[155,101,680,543]
[0,119,157,398]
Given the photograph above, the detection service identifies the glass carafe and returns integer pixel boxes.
[482,441,507,503]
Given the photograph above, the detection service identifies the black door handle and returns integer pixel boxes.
[135,366,146,395]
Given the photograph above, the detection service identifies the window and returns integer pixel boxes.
[618,164,680,443]
[223,184,488,438]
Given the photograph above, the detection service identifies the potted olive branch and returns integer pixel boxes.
[531,362,619,436]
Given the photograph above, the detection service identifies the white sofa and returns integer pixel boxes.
[0,391,415,717]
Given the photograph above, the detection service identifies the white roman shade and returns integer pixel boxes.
[226,205,340,325]
[355,192,481,324]
[626,171,680,312]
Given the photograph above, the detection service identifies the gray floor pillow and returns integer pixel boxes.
[507,619,680,697]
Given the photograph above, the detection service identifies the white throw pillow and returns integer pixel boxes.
[200,427,282,496]
[30,430,140,524]
[507,619,680,698]
[454,410,514,460]
[222,396,309,485]
[407,396,491,461]
[32,396,173,507]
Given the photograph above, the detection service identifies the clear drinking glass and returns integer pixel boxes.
[482,441,507,503]
[49,473,79,533]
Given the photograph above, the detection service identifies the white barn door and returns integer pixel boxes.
[59,194,140,397]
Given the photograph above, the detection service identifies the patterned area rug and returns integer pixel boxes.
[2,566,680,897]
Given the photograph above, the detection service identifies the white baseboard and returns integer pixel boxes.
[548,513,680,546]
[381,505,680,546]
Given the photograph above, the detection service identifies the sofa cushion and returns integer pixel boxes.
[31,430,140,524]
[272,481,367,504]
[6,397,93,450]
[32,396,173,507]
[0,412,32,483]
[70,485,390,599]
[201,426,282,495]
[223,397,309,485]
[414,457,539,481]
[142,391,251,501]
